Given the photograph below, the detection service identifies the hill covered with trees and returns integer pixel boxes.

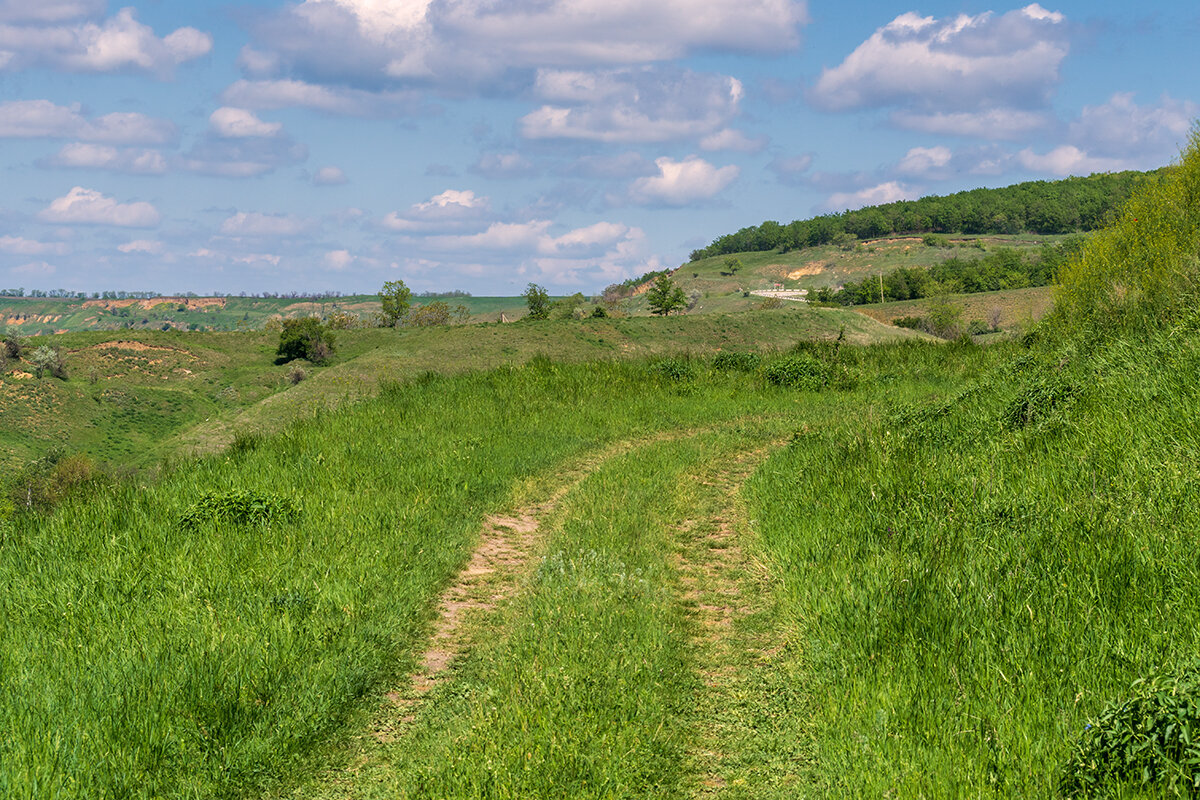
[690,169,1164,261]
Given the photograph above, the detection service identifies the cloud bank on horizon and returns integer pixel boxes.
[0,0,1196,294]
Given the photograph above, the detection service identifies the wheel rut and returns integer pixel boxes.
[674,440,805,797]
[346,427,709,759]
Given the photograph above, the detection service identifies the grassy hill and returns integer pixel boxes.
[4,135,1199,800]
[674,233,1067,296]
[0,304,919,469]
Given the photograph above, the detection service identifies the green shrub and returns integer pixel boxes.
[7,451,103,512]
[406,301,452,327]
[1055,126,1200,334]
[892,315,926,330]
[763,355,827,390]
[1060,662,1200,797]
[276,317,335,364]
[648,357,695,382]
[590,305,608,318]
[178,489,298,530]
[711,351,761,372]
[967,318,992,336]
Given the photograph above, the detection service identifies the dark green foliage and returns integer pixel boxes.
[967,319,993,335]
[648,357,695,382]
[617,268,670,290]
[1004,373,1077,430]
[892,315,925,330]
[711,351,761,372]
[378,279,412,327]
[522,283,550,320]
[275,317,335,364]
[646,275,688,316]
[691,169,1162,261]
[406,301,451,326]
[29,345,68,379]
[3,329,23,359]
[590,305,608,318]
[549,292,586,320]
[815,240,1083,307]
[178,489,298,530]
[1055,128,1200,336]
[6,450,103,512]
[763,354,827,389]
[1060,662,1200,797]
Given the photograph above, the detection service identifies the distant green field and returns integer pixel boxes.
[0,294,537,336]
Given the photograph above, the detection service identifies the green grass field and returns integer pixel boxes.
[3,133,1199,800]
[0,294,533,336]
[0,304,920,468]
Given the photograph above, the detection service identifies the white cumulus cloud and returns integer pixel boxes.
[209,107,283,138]
[896,146,953,176]
[0,100,177,144]
[520,68,743,143]
[1068,92,1199,164]
[629,156,739,206]
[890,108,1052,140]
[0,1,105,24]
[383,189,492,232]
[38,186,160,227]
[810,4,1068,139]
[244,0,807,94]
[45,143,168,175]
[699,129,767,153]
[1016,146,1129,176]
[0,6,211,76]
[324,249,355,270]
[117,239,165,254]
[220,79,421,117]
[10,260,57,277]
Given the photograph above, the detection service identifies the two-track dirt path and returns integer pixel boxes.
[284,424,807,799]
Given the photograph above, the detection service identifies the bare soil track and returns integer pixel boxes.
[286,426,803,798]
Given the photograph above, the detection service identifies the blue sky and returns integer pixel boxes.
[1,0,1196,296]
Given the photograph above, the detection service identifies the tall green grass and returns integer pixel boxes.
[0,354,860,798]
[744,127,1200,796]
[1054,127,1200,334]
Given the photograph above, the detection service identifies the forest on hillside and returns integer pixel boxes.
[690,169,1164,261]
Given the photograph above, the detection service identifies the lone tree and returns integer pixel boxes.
[523,283,550,320]
[29,345,67,379]
[646,274,688,316]
[378,279,412,327]
[276,317,336,365]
